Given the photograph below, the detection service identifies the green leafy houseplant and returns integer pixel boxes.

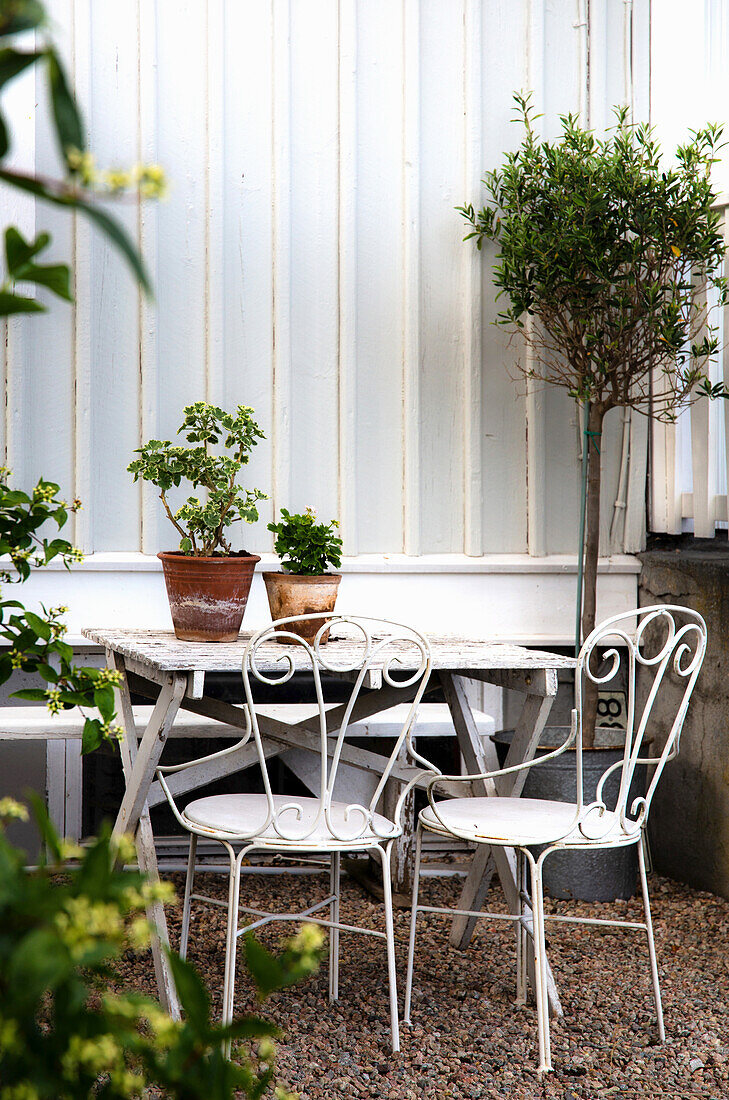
[461,95,728,743]
[263,509,343,646]
[128,403,267,641]
[0,797,324,1100]
[267,508,342,576]
[128,402,266,557]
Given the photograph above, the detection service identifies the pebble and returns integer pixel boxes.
[115,869,729,1100]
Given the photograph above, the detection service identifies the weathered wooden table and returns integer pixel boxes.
[84,627,576,1019]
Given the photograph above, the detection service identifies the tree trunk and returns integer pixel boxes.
[580,403,604,748]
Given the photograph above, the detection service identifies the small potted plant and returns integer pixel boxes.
[263,508,343,644]
[128,402,266,642]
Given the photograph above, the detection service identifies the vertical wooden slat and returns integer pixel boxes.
[1,29,36,470]
[153,0,208,437]
[72,0,92,551]
[46,741,66,836]
[525,0,546,557]
[402,0,420,555]
[205,0,225,411]
[338,0,358,555]
[271,0,292,522]
[286,1,340,520]
[479,1,529,553]
[690,282,713,537]
[622,0,651,553]
[463,0,483,556]
[418,1,468,552]
[64,739,83,841]
[624,415,648,552]
[222,0,275,548]
[352,0,405,552]
[138,0,159,554]
[83,2,141,552]
[17,0,75,495]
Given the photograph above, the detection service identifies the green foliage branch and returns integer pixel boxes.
[267,508,342,575]
[128,403,267,556]
[460,94,728,743]
[0,797,323,1099]
[0,0,166,304]
[0,470,120,753]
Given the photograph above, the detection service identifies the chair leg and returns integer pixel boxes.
[329,851,341,1002]
[221,844,244,1058]
[403,823,424,1026]
[638,835,665,1041]
[180,833,197,961]
[515,848,528,1005]
[528,851,552,1073]
[374,841,400,1053]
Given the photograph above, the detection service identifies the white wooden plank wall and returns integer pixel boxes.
[1,0,649,558]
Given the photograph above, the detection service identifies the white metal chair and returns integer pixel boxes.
[156,614,432,1052]
[404,605,707,1073]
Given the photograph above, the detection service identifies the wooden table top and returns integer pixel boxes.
[83,626,577,675]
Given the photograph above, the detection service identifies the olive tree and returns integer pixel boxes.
[461,95,727,742]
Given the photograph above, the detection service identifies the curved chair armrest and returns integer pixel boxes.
[392,765,443,826]
[155,708,253,829]
[426,709,578,795]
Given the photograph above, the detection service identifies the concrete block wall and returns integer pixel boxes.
[639,549,729,899]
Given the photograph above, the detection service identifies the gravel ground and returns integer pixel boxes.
[116,869,729,1099]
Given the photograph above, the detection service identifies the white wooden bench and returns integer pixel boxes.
[0,702,494,841]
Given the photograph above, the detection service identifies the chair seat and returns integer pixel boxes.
[420,796,639,848]
[183,792,398,848]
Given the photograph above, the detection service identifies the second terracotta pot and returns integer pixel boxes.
[262,571,341,644]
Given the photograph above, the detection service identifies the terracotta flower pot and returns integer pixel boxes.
[158,551,261,642]
[262,571,341,644]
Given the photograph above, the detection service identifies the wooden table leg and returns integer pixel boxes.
[108,651,186,1017]
[440,671,563,1017]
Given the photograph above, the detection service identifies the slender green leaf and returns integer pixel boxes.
[81,717,103,755]
[0,47,42,91]
[0,168,151,294]
[166,951,211,1032]
[20,260,73,301]
[0,1,46,37]
[46,47,84,158]
[93,684,115,723]
[244,935,286,999]
[5,226,50,271]
[0,290,44,315]
[24,610,52,640]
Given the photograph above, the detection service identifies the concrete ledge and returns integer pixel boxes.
[7,552,640,646]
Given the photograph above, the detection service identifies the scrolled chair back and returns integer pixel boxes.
[240,613,432,844]
[574,604,707,842]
